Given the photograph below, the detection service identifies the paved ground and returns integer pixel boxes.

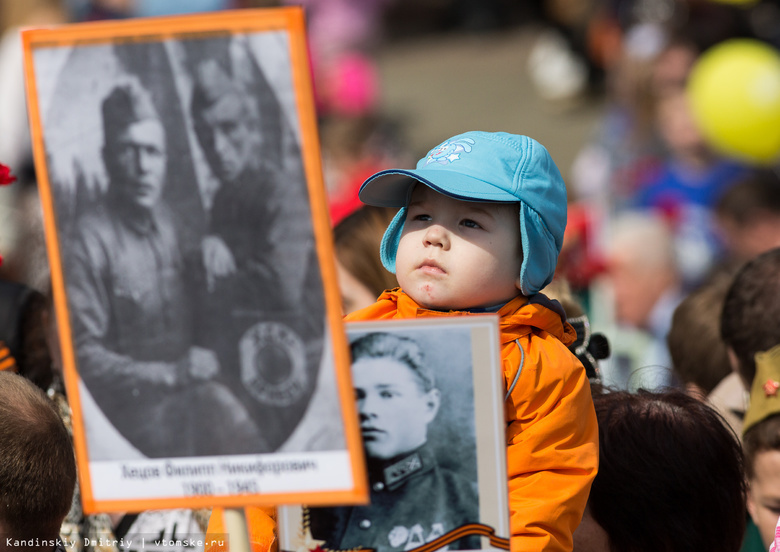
[374,24,606,180]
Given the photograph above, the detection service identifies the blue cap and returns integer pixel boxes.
[358,131,567,296]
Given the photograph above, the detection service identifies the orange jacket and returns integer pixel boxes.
[345,288,599,552]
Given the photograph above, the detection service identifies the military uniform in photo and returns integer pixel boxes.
[308,444,481,551]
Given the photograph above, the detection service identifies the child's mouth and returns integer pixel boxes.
[419,260,446,275]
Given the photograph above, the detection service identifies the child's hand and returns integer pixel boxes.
[202,235,236,290]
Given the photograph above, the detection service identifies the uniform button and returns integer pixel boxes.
[373,482,385,491]
[359,519,371,529]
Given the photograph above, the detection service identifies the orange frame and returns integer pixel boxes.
[21,7,367,513]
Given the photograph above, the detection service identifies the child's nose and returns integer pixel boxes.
[424,224,450,249]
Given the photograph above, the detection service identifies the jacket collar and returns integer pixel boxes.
[378,288,575,346]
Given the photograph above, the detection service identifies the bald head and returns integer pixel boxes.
[606,211,680,328]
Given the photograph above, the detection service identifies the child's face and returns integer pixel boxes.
[748,449,780,549]
[395,185,522,310]
[353,355,439,460]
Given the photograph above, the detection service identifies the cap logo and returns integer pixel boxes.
[424,137,475,166]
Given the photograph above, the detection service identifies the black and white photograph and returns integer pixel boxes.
[22,8,367,511]
[278,316,510,552]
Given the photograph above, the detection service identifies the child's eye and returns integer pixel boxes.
[461,219,482,229]
[379,390,398,399]
[412,213,432,222]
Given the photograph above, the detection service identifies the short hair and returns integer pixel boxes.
[715,169,780,226]
[589,387,746,552]
[721,248,780,386]
[743,413,780,480]
[668,274,733,394]
[350,333,435,392]
[0,372,76,538]
[333,206,399,298]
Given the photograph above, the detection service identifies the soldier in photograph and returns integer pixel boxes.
[190,58,324,451]
[65,77,267,458]
[308,332,480,551]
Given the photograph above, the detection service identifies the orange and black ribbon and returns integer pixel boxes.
[0,340,18,373]
[301,523,510,552]
[408,523,510,552]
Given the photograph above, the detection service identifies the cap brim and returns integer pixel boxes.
[359,168,519,208]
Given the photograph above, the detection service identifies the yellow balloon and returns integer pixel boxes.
[687,39,780,165]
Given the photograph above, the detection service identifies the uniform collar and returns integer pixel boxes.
[367,443,436,491]
[107,193,161,236]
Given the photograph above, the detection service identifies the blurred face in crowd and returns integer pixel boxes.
[104,119,167,210]
[716,212,780,264]
[336,259,377,315]
[353,355,439,460]
[608,250,676,328]
[748,449,780,548]
[395,185,522,311]
[655,90,708,160]
[195,93,260,183]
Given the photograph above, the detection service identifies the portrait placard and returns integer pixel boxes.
[21,7,367,512]
[278,316,510,552]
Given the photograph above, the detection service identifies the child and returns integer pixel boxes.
[346,131,599,551]
[741,343,780,550]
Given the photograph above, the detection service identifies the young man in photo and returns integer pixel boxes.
[308,332,479,552]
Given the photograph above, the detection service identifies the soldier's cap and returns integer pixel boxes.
[102,77,160,141]
[359,131,568,296]
[743,343,780,435]
[191,59,248,114]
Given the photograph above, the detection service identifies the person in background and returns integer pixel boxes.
[0,278,52,389]
[721,248,780,391]
[714,169,780,270]
[600,209,683,391]
[0,371,75,552]
[740,343,780,551]
[332,205,398,315]
[574,387,746,552]
[718,248,780,551]
[667,270,745,437]
[631,86,750,287]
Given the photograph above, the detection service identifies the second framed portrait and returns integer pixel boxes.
[278,316,510,552]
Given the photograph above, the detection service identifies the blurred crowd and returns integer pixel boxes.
[4,0,780,551]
